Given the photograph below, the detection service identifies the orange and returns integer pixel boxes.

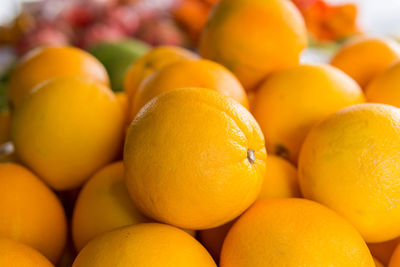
[11,76,124,190]
[299,103,400,242]
[331,36,400,88]
[258,155,301,199]
[0,237,54,267]
[8,46,109,108]
[389,243,400,267]
[199,0,307,90]
[198,155,300,262]
[124,88,266,230]
[220,198,374,267]
[368,237,400,266]
[72,161,148,251]
[366,61,400,107]
[72,161,195,250]
[124,46,199,103]
[251,64,365,163]
[129,59,248,121]
[0,163,67,263]
[72,223,216,267]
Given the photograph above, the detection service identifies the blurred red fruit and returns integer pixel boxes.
[79,22,126,48]
[105,6,140,35]
[137,18,186,46]
[16,21,71,55]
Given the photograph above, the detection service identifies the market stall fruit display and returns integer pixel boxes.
[0,0,400,266]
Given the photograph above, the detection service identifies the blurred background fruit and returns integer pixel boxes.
[88,39,150,92]
[331,36,400,88]
[365,61,400,107]
[199,0,308,90]
[1,0,400,87]
[1,0,187,55]
[293,0,359,42]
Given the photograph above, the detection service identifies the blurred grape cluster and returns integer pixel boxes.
[5,0,188,55]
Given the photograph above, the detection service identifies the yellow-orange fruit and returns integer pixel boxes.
[331,36,400,88]
[199,155,300,262]
[0,237,54,267]
[0,163,67,263]
[258,155,300,198]
[124,46,199,103]
[130,59,248,120]
[299,103,400,242]
[220,198,374,267]
[251,64,365,163]
[199,0,307,90]
[11,76,125,190]
[72,223,216,267]
[72,161,148,251]
[8,46,109,107]
[124,88,266,230]
[366,61,400,107]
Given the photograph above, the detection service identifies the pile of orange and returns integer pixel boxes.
[2,0,400,266]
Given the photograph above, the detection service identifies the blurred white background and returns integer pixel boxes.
[328,0,400,37]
